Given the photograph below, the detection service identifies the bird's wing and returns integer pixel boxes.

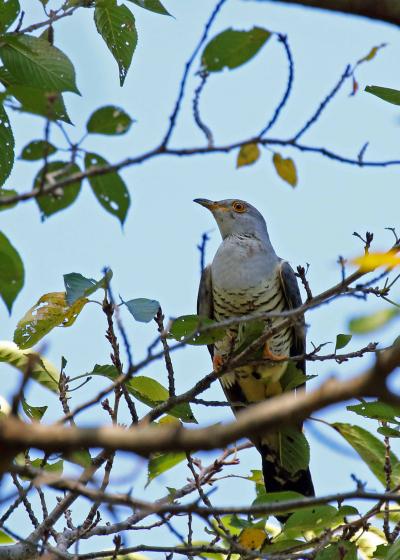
[197,264,214,358]
[278,260,306,375]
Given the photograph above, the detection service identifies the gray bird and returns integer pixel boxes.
[195,198,314,510]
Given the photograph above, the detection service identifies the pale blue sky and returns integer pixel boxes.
[1,0,400,552]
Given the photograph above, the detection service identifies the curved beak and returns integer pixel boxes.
[193,198,215,210]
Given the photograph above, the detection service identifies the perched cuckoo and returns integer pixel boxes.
[195,198,314,508]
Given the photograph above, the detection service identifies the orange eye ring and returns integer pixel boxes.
[232,201,246,213]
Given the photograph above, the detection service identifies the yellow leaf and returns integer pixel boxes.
[238,527,266,550]
[352,251,400,272]
[237,143,260,168]
[14,292,88,349]
[272,153,297,187]
[357,43,386,65]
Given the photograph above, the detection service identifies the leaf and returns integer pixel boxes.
[378,426,400,438]
[202,27,271,72]
[65,449,92,468]
[347,400,400,424]
[237,143,260,168]
[94,0,137,86]
[169,315,226,345]
[333,423,400,486]
[0,188,18,211]
[357,44,386,65]
[0,231,24,313]
[88,365,197,423]
[353,251,400,272]
[315,541,357,560]
[127,0,170,16]
[0,35,79,93]
[84,153,130,224]
[0,102,15,187]
[16,457,63,480]
[283,505,339,537]
[387,539,400,560]
[349,308,399,334]
[87,105,134,135]
[0,340,60,392]
[335,334,352,352]
[123,298,160,323]
[35,161,82,219]
[273,152,297,187]
[238,527,266,550]
[253,490,304,509]
[278,427,310,474]
[2,78,71,122]
[147,452,186,485]
[64,269,113,305]
[20,140,57,161]
[280,361,316,391]
[0,0,20,33]
[0,530,14,544]
[365,85,400,106]
[13,292,88,349]
[21,398,47,421]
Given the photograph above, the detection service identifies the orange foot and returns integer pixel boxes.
[263,343,289,362]
[213,354,224,372]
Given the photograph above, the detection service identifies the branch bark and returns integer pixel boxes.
[1,343,399,457]
[260,0,400,27]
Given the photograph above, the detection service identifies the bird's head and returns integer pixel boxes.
[194,198,268,240]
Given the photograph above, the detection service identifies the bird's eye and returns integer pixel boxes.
[232,201,246,213]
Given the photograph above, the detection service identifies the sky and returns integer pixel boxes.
[1,0,400,554]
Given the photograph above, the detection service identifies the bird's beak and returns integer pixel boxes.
[193,198,215,210]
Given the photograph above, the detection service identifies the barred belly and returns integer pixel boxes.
[212,273,292,403]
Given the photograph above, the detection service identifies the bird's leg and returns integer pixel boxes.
[263,343,289,362]
[212,354,224,372]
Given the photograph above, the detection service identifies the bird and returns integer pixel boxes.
[194,198,314,513]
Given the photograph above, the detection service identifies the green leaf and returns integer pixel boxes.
[86,105,134,135]
[333,423,400,486]
[278,427,310,474]
[127,0,170,16]
[202,27,271,72]
[263,540,305,554]
[88,366,197,423]
[64,269,113,305]
[387,540,400,560]
[0,35,79,93]
[147,452,186,485]
[84,153,130,224]
[35,161,82,219]
[283,505,339,537]
[0,530,14,544]
[169,315,226,345]
[21,398,47,421]
[253,490,304,509]
[94,1,137,86]
[65,449,92,468]
[123,298,160,323]
[1,71,71,122]
[0,0,20,33]
[280,361,316,391]
[14,291,88,349]
[347,400,400,424]
[20,140,57,161]
[378,426,400,438]
[315,541,357,560]
[365,85,400,106]
[335,333,352,351]
[237,143,260,168]
[349,308,399,333]
[16,457,63,480]
[0,341,60,392]
[0,102,15,187]
[0,188,18,211]
[0,231,24,313]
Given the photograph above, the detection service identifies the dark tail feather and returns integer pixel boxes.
[261,451,314,523]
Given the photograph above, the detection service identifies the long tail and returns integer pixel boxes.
[261,445,314,523]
